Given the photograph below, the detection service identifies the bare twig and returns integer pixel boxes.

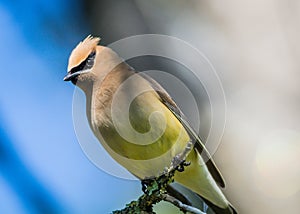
[162,194,205,214]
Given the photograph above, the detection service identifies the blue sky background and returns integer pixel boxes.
[0,1,142,213]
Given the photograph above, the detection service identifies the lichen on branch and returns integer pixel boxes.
[112,161,205,214]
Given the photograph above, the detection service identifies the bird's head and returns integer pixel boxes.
[64,35,101,86]
[64,35,126,93]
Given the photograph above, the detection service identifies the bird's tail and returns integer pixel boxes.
[173,150,237,214]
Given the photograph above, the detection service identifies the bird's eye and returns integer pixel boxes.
[70,50,96,74]
[83,51,96,70]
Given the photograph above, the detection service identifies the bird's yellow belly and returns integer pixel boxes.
[94,93,190,179]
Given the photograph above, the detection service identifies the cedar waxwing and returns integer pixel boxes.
[64,36,237,214]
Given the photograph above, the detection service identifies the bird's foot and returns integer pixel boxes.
[142,178,162,195]
[141,179,153,194]
[176,160,191,172]
[171,154,191,172]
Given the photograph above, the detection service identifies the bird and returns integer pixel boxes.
[64,35,237,214]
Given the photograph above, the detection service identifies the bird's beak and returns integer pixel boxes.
[63,72,79,81]
[64,69,91,81]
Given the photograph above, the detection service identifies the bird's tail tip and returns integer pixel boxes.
[228,203,238,214]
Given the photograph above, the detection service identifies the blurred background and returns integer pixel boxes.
[0,0,299,213]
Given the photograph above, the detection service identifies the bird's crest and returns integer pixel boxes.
[68,35,100,71]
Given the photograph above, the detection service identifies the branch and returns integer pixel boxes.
[112,161,206,214]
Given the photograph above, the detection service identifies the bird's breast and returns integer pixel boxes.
[89,90,190,178]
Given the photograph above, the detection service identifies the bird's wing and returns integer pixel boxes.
[139,72,225,188]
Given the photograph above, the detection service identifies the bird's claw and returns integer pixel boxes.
[176,160,191,172]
